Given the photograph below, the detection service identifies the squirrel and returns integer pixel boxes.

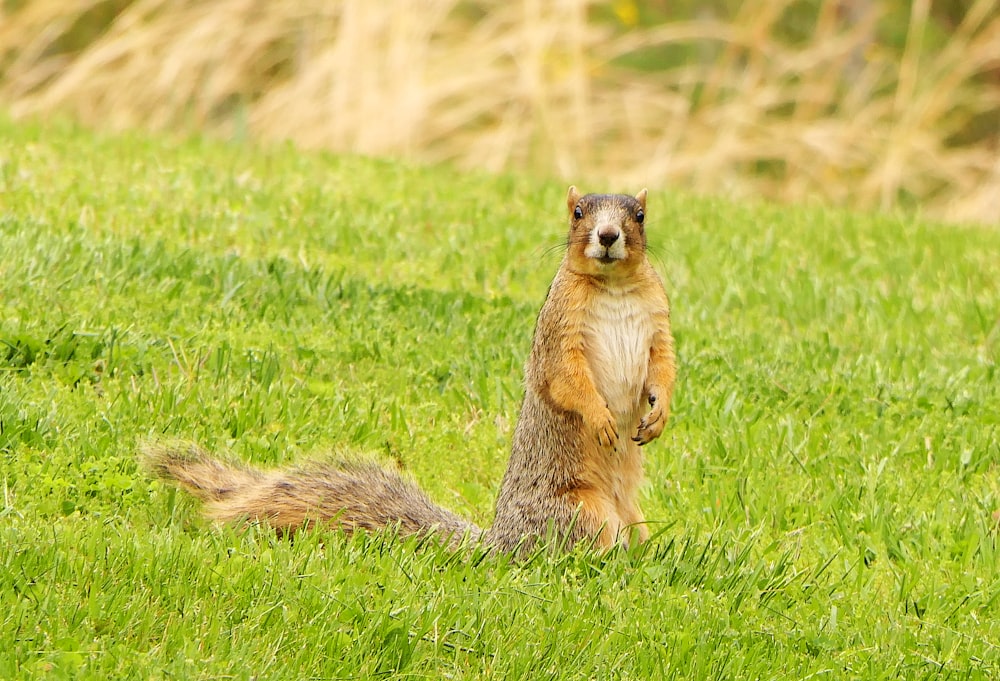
[143,186,677,554]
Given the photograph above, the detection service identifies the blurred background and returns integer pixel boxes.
[1,0,997,224]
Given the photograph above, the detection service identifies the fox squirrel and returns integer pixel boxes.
[144,187,676,553]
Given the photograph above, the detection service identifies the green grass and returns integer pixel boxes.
[2,116,999,679]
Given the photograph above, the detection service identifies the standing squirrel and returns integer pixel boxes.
[144,187,676,553]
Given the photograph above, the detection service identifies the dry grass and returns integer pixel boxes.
[1,0,998,223]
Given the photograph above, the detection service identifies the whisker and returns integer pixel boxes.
[541,240,569,259]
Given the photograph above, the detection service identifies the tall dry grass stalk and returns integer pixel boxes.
[1,0,998,223]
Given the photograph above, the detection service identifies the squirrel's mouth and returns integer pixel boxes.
[592,247,624,264]
[586,239,627,263]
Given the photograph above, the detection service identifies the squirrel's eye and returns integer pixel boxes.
[573,206,583,220]
[636,209,645,224]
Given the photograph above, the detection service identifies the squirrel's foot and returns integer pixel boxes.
[632,395,666,446]
[589,405,619,449]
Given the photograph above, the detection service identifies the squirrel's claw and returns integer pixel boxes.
[592,406,618,448]
[633,403,665,446]
[597,421,618,448]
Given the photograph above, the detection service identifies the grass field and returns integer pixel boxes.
[2,117,1000,679]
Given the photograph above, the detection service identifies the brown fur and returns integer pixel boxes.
[142,443,481,548]
[143,187,676,554]
[490,186,676,552]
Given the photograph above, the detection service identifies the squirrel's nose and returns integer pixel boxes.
[598,226,620,247]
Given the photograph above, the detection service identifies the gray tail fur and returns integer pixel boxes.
[141,442,482,548]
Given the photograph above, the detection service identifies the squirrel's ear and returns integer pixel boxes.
[566,186,582,214]
[635,188,648,210]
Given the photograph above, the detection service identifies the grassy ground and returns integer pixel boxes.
[2,117,999,679]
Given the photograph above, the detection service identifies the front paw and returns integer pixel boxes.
[632,395,666,446]
[589,405,618,448]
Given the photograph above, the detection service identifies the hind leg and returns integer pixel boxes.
[618,499,649,546]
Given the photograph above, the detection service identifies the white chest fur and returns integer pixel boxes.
[583,288,654,427]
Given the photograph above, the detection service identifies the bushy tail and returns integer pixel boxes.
[141,442,482,547]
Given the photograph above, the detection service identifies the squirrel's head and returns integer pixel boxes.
[564,186,648,277]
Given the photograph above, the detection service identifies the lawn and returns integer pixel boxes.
[1,117,999,679]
